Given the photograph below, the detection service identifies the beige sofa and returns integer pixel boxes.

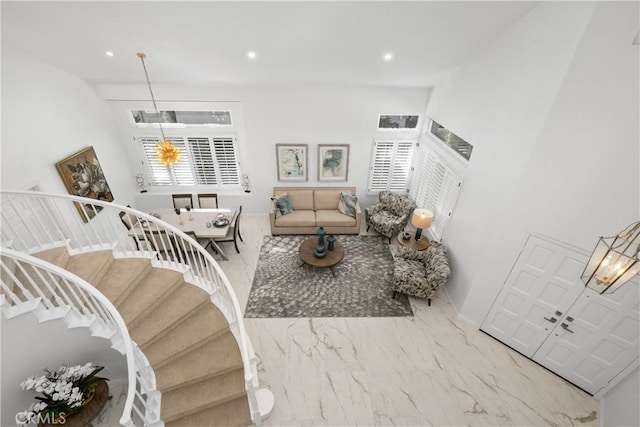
[270,186,362,235]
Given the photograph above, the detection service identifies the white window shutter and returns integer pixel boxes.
[139,136,172,186]
[169,138,196,186]
[188,137,218,185]
[368,140,415,192]
[368,141,394,192]
[388,141,414,192]
[412,149,463,241]
[138,135,242,188]
[213,138,241,185]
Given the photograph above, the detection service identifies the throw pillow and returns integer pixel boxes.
[271,192,293,218]
[337,192,358,218]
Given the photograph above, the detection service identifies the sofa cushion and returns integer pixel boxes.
[274,210,316,227]
[314,189,343,210]
[275,189,314,210]
[271,192,293,218]
[316,210,357,227]
[337,192,358,218]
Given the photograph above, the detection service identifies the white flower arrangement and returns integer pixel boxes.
[16,363,106,425]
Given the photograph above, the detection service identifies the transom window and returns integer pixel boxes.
[131,110,232,126]
[137,136,241,187]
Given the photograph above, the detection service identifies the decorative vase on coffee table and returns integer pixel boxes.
[314,226,326,258]
[327,234,336,251]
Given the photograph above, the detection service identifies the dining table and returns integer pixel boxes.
[131,207,236,260]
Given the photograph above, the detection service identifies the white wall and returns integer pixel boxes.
[1,312,127,426]
[98,84,430,213]
[425,2,639,327]
[1,47,137,206]
[601,367,640,427]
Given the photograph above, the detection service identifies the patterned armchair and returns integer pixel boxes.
[392,243,451,306]
[365,191,417,242]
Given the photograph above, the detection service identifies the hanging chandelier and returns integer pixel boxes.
[137,52,180,167]
[581,221,640,294]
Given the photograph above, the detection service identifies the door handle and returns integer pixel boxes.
[544,316,557,323]
[561,323,574,333]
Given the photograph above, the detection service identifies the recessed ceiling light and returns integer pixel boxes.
[247,51,257,60]
[383,52,393,62]
[105,51,114,57]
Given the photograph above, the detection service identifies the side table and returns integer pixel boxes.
[397,232,430,250]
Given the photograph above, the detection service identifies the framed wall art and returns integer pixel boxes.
[276,144,308,182]
[55,146,114,222]
[318,144,349,182]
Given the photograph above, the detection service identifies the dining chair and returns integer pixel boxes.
[144,228,179,261]
[172,193,194,209]
[197,193,218,209]
[173,230,209,267]
[119,207,140,250]
[213,205,243,254]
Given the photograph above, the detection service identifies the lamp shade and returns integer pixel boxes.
[581,221,640,294]
[412,209,433,229]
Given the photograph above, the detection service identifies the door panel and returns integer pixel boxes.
[481,235,589,357]
[533,283,639,394]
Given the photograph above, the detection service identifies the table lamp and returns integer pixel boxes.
[412,209,433,241]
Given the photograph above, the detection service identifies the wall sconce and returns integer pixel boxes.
[242,174,251,193]
[581,221,640,294]
[412,209,433,241]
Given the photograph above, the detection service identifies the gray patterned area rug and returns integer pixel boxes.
[244,235,413,318]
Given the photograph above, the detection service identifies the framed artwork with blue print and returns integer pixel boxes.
[318,144,349,182]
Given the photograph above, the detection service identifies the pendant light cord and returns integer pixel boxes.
[137,52,167,141]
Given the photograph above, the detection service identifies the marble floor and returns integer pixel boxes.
[216,214,599,427]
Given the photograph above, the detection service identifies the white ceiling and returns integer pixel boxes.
[1,1,539,87]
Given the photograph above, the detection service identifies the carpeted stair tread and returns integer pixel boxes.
[143,304,229,368]
[65,250,114,287]
[115,268,184,327]
[155,331,243,392]
[128,284,211,348]
[161,368,246,422]
[94,258,153,305]
[165,394,251,427]
[32,246,70,269]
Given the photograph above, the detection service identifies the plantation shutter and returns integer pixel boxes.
[389,141,414,192]
[368,140,415,192]
[213,138,241,185]
[139,136,172,186]
[138,136,241,187]
[170,138,195,185]
[413,149,463,241]
[188,137,217,185]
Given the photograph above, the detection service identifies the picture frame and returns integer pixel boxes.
[55,146,114,222]
[276,144,308,182]
[318,144,349,182]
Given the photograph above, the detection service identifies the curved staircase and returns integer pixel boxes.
[34,247,251,426]
[0,191,273,426]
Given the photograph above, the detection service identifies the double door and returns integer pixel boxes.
[481,235,639,395]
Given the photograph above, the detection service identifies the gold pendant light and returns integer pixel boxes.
[137,52,180,167]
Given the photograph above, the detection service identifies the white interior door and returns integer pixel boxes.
[481,235,589,357]
[532,282,640,394]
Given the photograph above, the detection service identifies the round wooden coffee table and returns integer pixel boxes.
[298,237,344,277]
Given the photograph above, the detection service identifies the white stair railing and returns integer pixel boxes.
[0,190,271,425]
[0,248,158,426]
